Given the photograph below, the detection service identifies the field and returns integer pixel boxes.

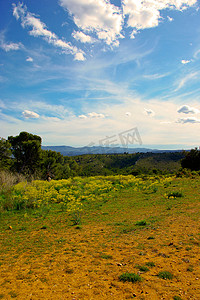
[0,174,200,299]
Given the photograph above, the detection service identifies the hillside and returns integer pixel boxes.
[42,145,183,156]
[71,152,185,176]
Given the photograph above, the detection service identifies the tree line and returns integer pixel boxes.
[0,131,199,180]
[0,132,79,180]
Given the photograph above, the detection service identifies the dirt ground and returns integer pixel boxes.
[0,210,200,300]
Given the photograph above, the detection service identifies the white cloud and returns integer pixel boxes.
[59,0,124,47]
[144,108,155,117]
[78,114,87,119]
[88,112,105,119]
[72,31,94,43]
[79,112,105,119]
[123,0,197,31]
[177,105,200,114]
[22,110,39,119]
[176,117,200,124]
[167,16,173,22]
[181,59,190,64]
[0,31,22,52]
[13,3,85,61]
[26,56,33,62]
[130,30,138,39]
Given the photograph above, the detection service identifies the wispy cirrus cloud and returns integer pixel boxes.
[12,2,85,61]
[175,72,198,91]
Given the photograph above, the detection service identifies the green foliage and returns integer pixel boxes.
[145,262,155,267]
[187,265,194,272]
[8,132,42,176]
[173,296,182,300]
[167,191,183,198]
[0,138,12,170]
[135,220,147,226]
[119,272,142,283]
[181,148,200,171]
[41,150,65,179]
[158,271,174,280]
[100,254,113,259]
[135,265,149,272]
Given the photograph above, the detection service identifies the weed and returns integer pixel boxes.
[135,220,147,226]
[187,265,194,272]
[173,296,182,300]
[135,265,149,272]
[100,254,113,259]
[145,261,155,267]
[64,267,74,274]
[158,271,174,280]
[119,272,142,283]
[186,247,192,251]
[167,191,183,198]
[147,236,155,240]
[9,291,17,298]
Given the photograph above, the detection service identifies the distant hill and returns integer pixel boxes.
[42,145,182,156]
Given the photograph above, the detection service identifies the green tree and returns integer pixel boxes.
[0,138,12,170]
[41,149,65,179]
[8,132,42,176]
[181,148,200,171]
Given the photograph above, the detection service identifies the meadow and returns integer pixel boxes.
[0,174,200,299]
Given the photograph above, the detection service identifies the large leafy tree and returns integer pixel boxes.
[0,138,12,170]
[8,132,42,175]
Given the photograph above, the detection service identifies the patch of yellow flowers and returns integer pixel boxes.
[12,175,175,218]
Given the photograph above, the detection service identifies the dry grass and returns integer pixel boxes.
[0,170,26,192]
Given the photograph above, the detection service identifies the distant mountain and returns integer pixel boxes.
[42,145,183,156]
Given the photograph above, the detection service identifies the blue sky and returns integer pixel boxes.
[0,0,200,149]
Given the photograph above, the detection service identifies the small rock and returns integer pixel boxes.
[117,263,122,266]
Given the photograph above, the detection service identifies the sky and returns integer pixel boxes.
[0,0,200,149]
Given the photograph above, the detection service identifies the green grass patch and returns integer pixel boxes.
[158,271,174,280]
[119,272,142,283]
[135,265,149,272]
[135,220,147,226]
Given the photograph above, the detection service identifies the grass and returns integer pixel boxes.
[0,175,200,299]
